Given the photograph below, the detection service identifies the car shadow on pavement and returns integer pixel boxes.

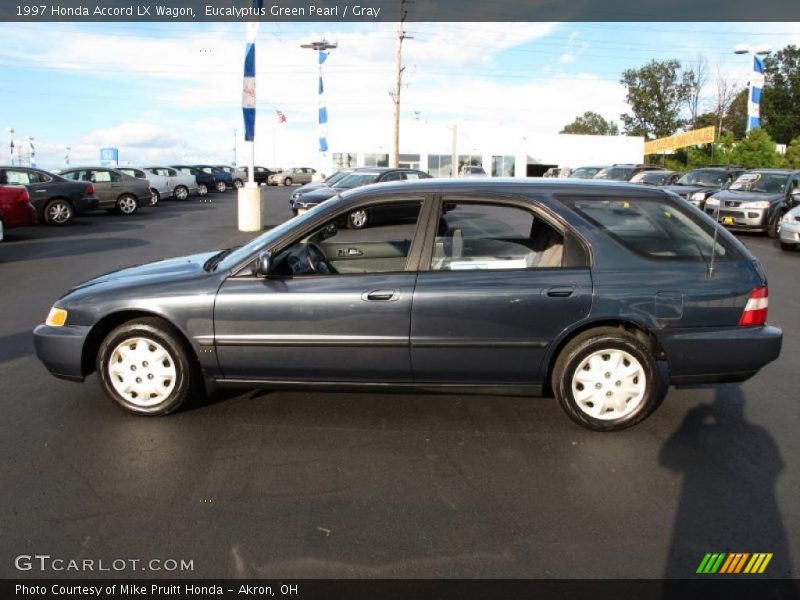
[0,331,34,365]
[0,236,149,263]
[659,385,796,587]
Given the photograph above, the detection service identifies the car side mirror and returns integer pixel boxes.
[252,251,272,277]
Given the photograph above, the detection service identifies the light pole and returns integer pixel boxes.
[7,128,14,166]
[300,39,336,179]
[65,146,71,167]
[734,44,772,133]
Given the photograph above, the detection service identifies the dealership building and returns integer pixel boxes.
[319,120,645,178]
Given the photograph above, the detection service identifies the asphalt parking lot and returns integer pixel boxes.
[0,185,798,579]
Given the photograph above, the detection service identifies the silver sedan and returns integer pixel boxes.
[779,205,800,251]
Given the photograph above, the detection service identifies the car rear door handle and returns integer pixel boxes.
[363,290,397,301]
[547,286,575,298]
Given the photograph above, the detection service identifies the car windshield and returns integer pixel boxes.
[630,171,669,184]
[676,169,727,187]
[570,167,602,179]
[325,171,350,184]
[728,172,789,194]
[334,173,380,189]
[200,167,214,174]
[593,167,633,180]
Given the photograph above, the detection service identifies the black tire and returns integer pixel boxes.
[96,318,201,415]
[150,189,160,206]
[283,177,292,186]
[233,178,244,189]
[197,183,208,197]
[116,194,139,215]
[43,198,75,226]
[767,213,783,239]
[215,180,227,193]
[173,185,189,200]
[551,327,665,431]
[780,241,797,251]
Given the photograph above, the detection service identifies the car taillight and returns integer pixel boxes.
[16,189,30,203]
[739,286,768,327]
[86,183,95,195]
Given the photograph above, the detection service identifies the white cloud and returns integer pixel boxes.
[559,52,575,64]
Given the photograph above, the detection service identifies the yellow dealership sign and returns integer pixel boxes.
[644,126,716,154]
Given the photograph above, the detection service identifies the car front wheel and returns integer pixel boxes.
[552,327,664,431]
[173,185,189,200]
[234,179,244,189]
[44,199,75,225]
[283,177,292,186]
[215,181,227,193]
[197,183,208,197]
[767,213,784,239]
[97,318,200,415]
[116,194,139,215]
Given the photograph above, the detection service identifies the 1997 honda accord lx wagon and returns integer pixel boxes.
[33,179,782,431]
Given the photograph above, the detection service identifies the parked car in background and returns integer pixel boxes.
[289,169,355,208]
[779,204,800,252]
[143,167,197,201]
[0,166,98,225]
[570,166,606,179]
[214,165,247,189]
[293,168,433,227]
[543,167,572,178]
[60,167,151,216]
[704,169,800,237]
[240,166,280,186]
[0,184,36,240]
[663,166,746,209]
[33,179,782,432]
[193,165,232,193]
[171,165,212,197]
[118,167,167,206]
[459,165,487,177]
[268,167,316,186]
[629,170,681,186]
[592,164,663,181]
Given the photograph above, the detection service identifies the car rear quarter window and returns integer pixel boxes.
[566,197,728,261]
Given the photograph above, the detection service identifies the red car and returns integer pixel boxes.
[0,184,36,241]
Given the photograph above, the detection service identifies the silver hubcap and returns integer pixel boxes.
[571,349,646,420]
[350,210,367,228]
[48,202,71,223]
[119,197,136,214]
[234,180,243,189]
[108,337,177,407]
[216,182,226,192]
[175,187,188,199]
[198,185,207,196]
[151,191,159,205]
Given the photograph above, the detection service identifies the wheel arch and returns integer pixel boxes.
[81,310,199,377]
[543,319,668,389]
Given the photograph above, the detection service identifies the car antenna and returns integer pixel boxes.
[707,199,723,278]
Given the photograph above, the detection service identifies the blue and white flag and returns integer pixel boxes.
[29,140,35,167]
[241,8,261,142]
[318,51,329,153]
[8,137,13,164]
[747,56,765,133]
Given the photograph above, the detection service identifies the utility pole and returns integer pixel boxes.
[391,0,411,168]
[450,124,457,177]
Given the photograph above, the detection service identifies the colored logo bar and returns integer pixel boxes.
[696,553,773,574]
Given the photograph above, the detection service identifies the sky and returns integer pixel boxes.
[1,21,799,169]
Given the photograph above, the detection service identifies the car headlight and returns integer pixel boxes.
[782,212,797,224]
[705,197,720,206]
[740,200,771,209]
[45,307,68,327]
[690,192,707,201]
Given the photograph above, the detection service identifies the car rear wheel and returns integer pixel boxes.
[283,177,292,186]
[348,210,368,229]
[150,189,160,206]
[197,183,208,197]
[552,327,664,431]
[44,199,74,225]
[234,178,244,189]
[215,181,227,193]
[173,185,189,200]
[780,241,797,251]
[97,318,200,415]
[116,194,138,215]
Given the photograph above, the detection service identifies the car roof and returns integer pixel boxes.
[744,169,796,174]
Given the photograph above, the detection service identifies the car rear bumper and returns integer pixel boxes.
[658,325,782,385]
[3,202,37,228]
[75,196,99,214]
[33,324,89,382]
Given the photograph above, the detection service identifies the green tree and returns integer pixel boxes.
[728,129,781,168]
[723,89,748,140]
[620,59,692,139]
[784,138,800,168]
[560,111,619,135]
[761,45,800,145]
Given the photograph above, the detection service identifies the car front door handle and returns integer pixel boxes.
[363,290,397,302]
[547,286,575,298]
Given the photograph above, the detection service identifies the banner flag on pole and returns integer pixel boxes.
[29,140,35,167]
[747,55,764,133]
[241,3,262,143]
[318,51,329,153]
[276,109,287,124]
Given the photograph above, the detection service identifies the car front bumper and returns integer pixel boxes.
[778,220,800,245]
[705,206,769,231]
[33,324,90,382]
[658,325,782,385]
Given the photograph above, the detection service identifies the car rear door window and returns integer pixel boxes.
[568,197,727,260]
[430,202,565,270]
[5,170,34,185]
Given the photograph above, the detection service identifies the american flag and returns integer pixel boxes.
[276,109,287,124]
